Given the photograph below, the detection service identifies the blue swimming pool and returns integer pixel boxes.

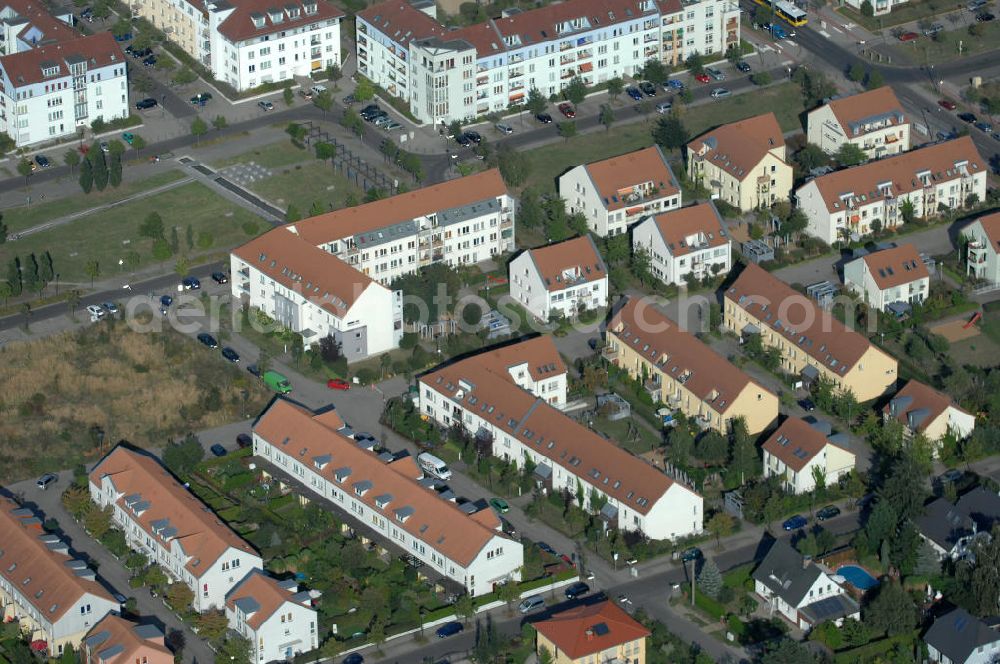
[837,565,880,591]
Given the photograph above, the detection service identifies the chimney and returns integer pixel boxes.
[802,554,812,570]
[585,629,593,641]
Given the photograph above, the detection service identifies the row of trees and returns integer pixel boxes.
[1,252,57,302]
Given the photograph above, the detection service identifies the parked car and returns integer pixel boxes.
[197,333,219,349]
[132,47,152,59]
[221,347,240,363]
[665,78,685,90]
[680,547,702,562]
[958,112,978,123]
[489,497,509,513]
[34,154,49,168]
[190,92,212,105]
[342,654,363,664]
[122,132,135,145]
[36,473,57,490]
[710,88,731,99]
[258,100,274,111]
[101,301,119,315]
[341,93,355,104]
[435,622,464,639]
[142,55,157,67]
[736,60,752,72]
[938,98,958,110]
[557,102,575,118]
[182,276,201,290]
[210,444,227,457]
[495,123,514,134]
[211,271,228,284]
[587,337,599,350]
[897,31,919,41]
[360,104,382,119]
[384,120,403,131]
[706,67,725,81]
[456,133,472,147]
[656,101,672,114]
[536,112,554,123]
[816,505,841,521]
[626,86,643,101]
[86,304,105,321]
[518,595,545,614]
[135,98,157,110]
[639,81,657,96]
[695,72,712,83]
[327,378,351,390]
[798,398,816,411]
[968,0,987,10]
[465,130,482,144]
[976,10,995,19]
[159,294,173,308]
[975,121,993,133]
[536,541,556,555]
[782,514,808,530]
[923,23,944,35]
[372,115,392,127]
[247,364,262,378]
[99,141,110,153]
[564,582,590,599]
[236,433,252,448]
[940,468,965,483]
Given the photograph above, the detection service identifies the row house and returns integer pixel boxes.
[419,338,705,541]
[962,212,1000,286]
[252,399,524,598]
[806,86,911,161]
[795,136,987,245]
[686,112,792,212]
[82,614,173,664]
[230,227,403,362]
[761,417,856,494]
[287,169,515,286]
[558,145,681,237]
[606,296,779,434]
[508,236,609,321]
[724,263,898,402]
[356,0,738,125]
[89,446,264,612]
[631,201,731,286]
[225,570,317,662]
[842,243,930,314]
[460,335,568,407]
[0,497,119,656]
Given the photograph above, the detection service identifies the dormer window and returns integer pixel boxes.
[268,8,284,23]
[303,0,317,14]
[42,66,59,77]
[250,12,265,27]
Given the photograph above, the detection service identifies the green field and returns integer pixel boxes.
[1,169,187,234]
[211,140,313,170]
[894,22,1000,64]
[251,161,364,211]
[0,181,264,283]
[524,82,805,192]
[838,0,950,30]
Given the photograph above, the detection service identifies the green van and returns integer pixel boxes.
[263,371,292,394]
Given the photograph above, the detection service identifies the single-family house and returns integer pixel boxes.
[631,202,732,287]
[761,417,856,494]
[806,86,911,160]
[508,236,608,321]
[843,243,930,313]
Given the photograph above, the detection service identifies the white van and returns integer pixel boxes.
[417,452,451,480]
[310,84,328,97]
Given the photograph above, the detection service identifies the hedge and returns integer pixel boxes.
[832,631,919,664]
[692,591,727,620]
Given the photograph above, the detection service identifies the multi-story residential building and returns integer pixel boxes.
[963,211,1000,286]
[356,0,739,125]
[230,227,403,361]
[225,570,317,662]
[133,0,342,92]
[533,600,650,664]
[631,202,731,286]
[806,86,910,161]
[0,31,128,147]
[841,0,906,16]
[559,145,681,237]
[883,379,975,445]
[925,607,1000,664]
[796,136,987,245]
[724,263,898,402]
[761,417,856,494]
[686,112,792,212]
[0,497,119,656]
[288,169,514,285]
[843,243,930,313]
[606,297,779,434]
[508,236,608,321]
[83,614,173,664]
[752,540,859,631]
[419,338,704,541]
[463,334,568,407]
[0,0,76,55]
[89,445,264,612]
[253,399,523,597]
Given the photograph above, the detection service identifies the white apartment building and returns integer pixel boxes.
[0,0,77,55]
[631,202,731,286]
[963,212,1000,286]
[288,169,515,286]
[231,227,403,361]
[0,498,119,657]
[356,0,739,125]
[89,446,264,613]
[807,86,910,161]
[253,399,524,598]
[761,417,856,495]
[226,570,317,662]
[419,339,704,541]
[841,0,907,16]
[559,145,681,237]
[509,235,608,321]
[843,243,929,313]
[464,335,568,407]
[796,137,988,245]
[0,31,128,147]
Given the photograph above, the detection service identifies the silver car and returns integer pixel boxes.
[495,123,513,135]
[36,473,57,490]
[706,67,725,81]
[710,88,731,99]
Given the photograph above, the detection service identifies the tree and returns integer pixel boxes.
[750,71,773,86]
[309,200,327,217]
[563,76,587,105]
[706,512,735,548]
[131,134,147,157]
[215,636,251,664]
[760,638,817,664]
[83,506,112,539]
[865,69,885,90]
[64,149,80,172]
[496,581,520,610]
[6,257,21,297]
[39,251,53,286]
[494,143,531,187]
[864,580,916,636]
[285,204,301,223]
[454,594,475,624]
[90,148,108,191]
[685,52,705,74]
[599,104,615,131]
[695,431,729,466]
[899,198,917,223]
[755,4,773,24]
[140,212,165,240]
[162,434,205,477]
[835,142,867,166]
[957,525,1000,615]
[606,76,624,101]
[914,539,941,577]
[315,141,335,162]
[191,117,208,145]
[525,87,547,115]
[848,63,865,82]
[698,558,723,598]
[354,78,375,102]
[16,157,32,189]
[652,113,689,151]
[779,208,809,240]
[185,223,195,251]
[519,189,545,228]
[642,58,668,84]
[84,260,100,286]
[212,115,228,131]
[165,583,195,614]
[108,150,122,187]
[861,0,874,15]
[667,426,694,468]
[557,121,577,142]
[283,85,294,106]
[537,645,554,664]
[0,215,6,244]
[78,155,94,193]
[314,90,333,117]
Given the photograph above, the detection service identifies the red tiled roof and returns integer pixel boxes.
[857,243,929,290]
[580,146,680,213]
[470,335,567,383]
[761,417,839,472]
[534,601,650,660]
[1,0,77,46]
[526,235,606,293]
[967,211,1000,252]
[647,202,729,258]
[0,31,123,87]
[883,379,971,434]
[822,86,908,137]
[687,113,786,181]
[216,0,344,43]
[226,570,306,630]
[85,614,172,664]
[357,0,447,46]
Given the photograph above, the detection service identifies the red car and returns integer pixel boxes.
[898,31,919,41]
[327,378,351,390]
[557,102,576,118]
[695,73,712,83]
[938,99,957,110]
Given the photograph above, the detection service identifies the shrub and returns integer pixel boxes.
[197,231,213,248]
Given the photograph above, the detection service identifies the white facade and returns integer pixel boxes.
[843,254,929,312]
[753,574,851,629]
[806,89,911,161]
[631,203,731,286]
[762,443,855,495]
[357,0,739,125]
[0,33,129,147]
[963,214,1000,285]
[841,0,908,16]
[560,166,682,237]
[226,573,318,663]
[508,253,608,321]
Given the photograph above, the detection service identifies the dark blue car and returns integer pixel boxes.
[782,514,808,531]
[435,621,463,639]
[626,86,643,101]
[160,294,173,308]
[210,444,227,457]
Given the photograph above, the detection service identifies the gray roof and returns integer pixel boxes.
[132,624,163,640]
[233,596,261,614]
[799,594,860,624]
[916,498,974,551]
[925,608,1000,663]
[439,197,500,227]
[752,540,825,607]
[956,487,1000,533]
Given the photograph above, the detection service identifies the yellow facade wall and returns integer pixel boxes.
[536,630,647,664]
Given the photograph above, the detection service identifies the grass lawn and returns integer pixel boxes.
[0,181,264,283]
[250,161,363,211]
[591,415,662,455]
[951,310,1000,367]
[524,82,805,192]
[838,0,952,30]
[895,22,1000,64]
[1,169,187,234]
[211,140,314,170]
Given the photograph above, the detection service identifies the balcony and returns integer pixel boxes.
[644,380,661,400]
[601,346,619,362]
[238,267,250,277]
[560,55,576,65]
[968,242,988,265]
[510,53,523,63]
[500,218,513,229]
[347,245,359,255]
[695,415,713,430]
[432,238,444,248]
